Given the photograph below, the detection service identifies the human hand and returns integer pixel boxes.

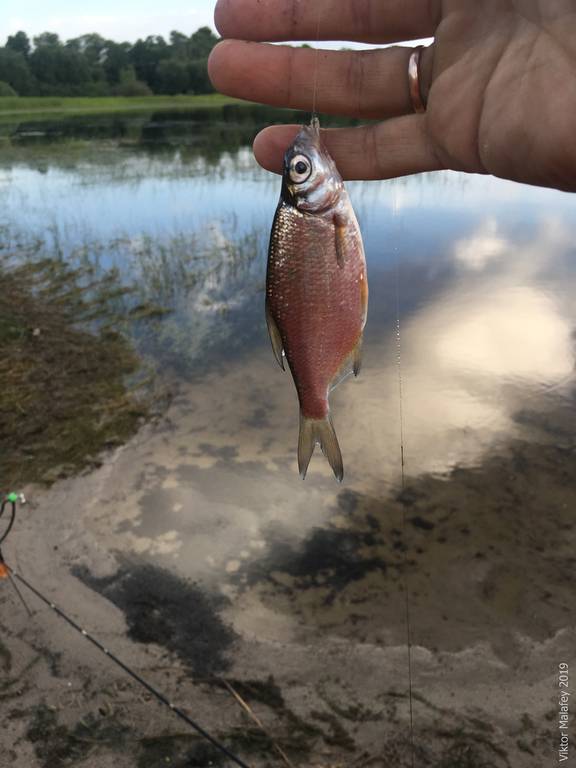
[208,0,576,192]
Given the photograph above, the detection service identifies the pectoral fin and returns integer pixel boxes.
[266,304,285,370]
[333,213,347,268]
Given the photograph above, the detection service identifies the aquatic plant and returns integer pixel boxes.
[0,255,149,486]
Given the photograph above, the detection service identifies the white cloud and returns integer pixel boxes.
[436,286,573,381]
[454,217,508,271]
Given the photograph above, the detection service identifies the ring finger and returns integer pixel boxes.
[209,40,434,120]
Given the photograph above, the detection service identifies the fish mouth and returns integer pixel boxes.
[299,120,320,145]
[290,120,321,154]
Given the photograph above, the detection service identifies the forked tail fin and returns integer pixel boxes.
[298,412,343,482]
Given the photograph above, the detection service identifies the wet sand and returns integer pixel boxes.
[1,342,575,768]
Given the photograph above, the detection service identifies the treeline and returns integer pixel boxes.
[0,28,219,97]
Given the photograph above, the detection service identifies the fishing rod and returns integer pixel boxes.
[0,493,33,616]
[0,493,252,768]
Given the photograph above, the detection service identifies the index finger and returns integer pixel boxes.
[253,119,444,180]
[215,0,441,44]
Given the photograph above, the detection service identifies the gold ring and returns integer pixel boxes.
[408,45,427,114]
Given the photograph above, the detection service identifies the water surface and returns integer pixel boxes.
[2,106,575,764]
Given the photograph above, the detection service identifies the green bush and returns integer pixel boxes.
[113,78,152,97]
[0,80,18,97]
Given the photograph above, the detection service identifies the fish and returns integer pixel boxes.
[266,118,368,481]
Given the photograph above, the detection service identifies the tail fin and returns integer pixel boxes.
[298,412,343,482]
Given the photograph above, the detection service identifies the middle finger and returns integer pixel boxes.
[209,40,433,119]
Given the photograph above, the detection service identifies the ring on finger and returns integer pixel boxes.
[408,45,427,114]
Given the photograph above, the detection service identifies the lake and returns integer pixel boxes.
[1,105,575,766]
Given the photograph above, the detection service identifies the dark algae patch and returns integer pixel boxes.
[74,563,237,675]
[26,704,130,768]
[0,256,152,487]
[137,735,225,768]
[248,525,386,602]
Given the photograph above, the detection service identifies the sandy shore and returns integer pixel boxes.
[1,341,575,768]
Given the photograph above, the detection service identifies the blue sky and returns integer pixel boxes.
[0,0,216,43]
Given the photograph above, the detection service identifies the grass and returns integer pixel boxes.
[0,216,266,488]
[0,93,250,122]
[0,256,155,488]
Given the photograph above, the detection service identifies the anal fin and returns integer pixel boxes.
[266,304,285,370]
[328,334,364,393]
[353,333,363,377]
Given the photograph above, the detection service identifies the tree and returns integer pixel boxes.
[188,59,213,94]
[102,41,131,85]
[0,26,218,97]
[33,32,62,48]
[0,48,35,95]
[6,31,31,58]
[66,33,108,84]
[169,31,189,59]
[189,27,218,59]
[130,35,170,90]
[156,58,189,94]
[30,45,92,94]
[66,33,106,62]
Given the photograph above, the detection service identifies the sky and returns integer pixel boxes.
[0,0,217,44]
[0,1,428,48]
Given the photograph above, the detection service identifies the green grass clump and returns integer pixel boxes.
[0,257,150,487]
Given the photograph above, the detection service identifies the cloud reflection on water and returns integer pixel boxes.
[341,214,576,485]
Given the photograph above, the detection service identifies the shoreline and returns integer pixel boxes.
[0,94,253,122]
[2,359,574,768]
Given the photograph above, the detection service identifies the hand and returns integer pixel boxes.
[208,0,576,192]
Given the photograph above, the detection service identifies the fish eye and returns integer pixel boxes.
[289,154,312,184]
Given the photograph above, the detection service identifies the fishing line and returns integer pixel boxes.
[0,500,252,768]
[393,198,416,766]
[310,2,322,120]
[6,568,34,617]
[0,495,18,546]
